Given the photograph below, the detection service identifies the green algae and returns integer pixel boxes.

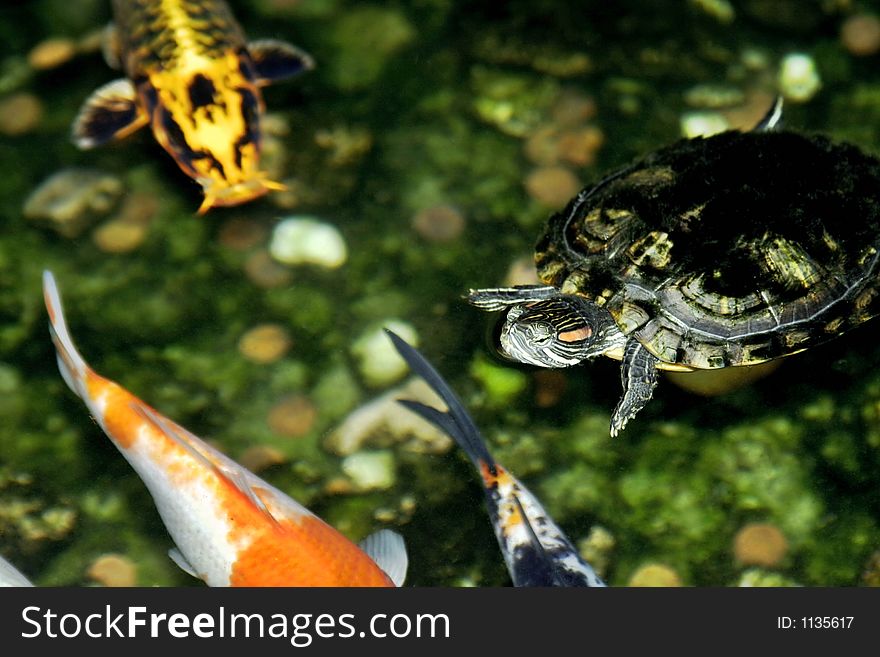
[0,0,878,589]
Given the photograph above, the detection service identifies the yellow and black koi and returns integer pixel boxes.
[73,0,313,213]
[387,330,606,587]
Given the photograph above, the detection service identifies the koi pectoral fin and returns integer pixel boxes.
[359,529,408,587]
[248,39,315,85]
[72,78,148,149]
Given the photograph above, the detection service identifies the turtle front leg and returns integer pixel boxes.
[466,285,559,311]
[610,337,660,437]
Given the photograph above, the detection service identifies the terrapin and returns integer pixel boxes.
[468,99,880,436]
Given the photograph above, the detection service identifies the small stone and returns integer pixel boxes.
[92,218,147,253]
[680,111,730,138]
[269,216,347,268]
[0,93,42,136]
[689,0,735,24]
[524,166,580,208]
[841,14,880,57]
[778,53,821,103]
[324,477,355,495]
[860,550,880,586]
[91,192,158,253]
[341,450,396,490]
[324,378,453,456]
[77,28,105,55]
[218,217,269,251]
[238,445,287,473]
[577,525,615,578]
[551,90,597,126]
[86,553,137,587]
[504,256,541,287]
[351,321,419,388]
[628,563,683,587]
[524,126,562,166]
[684,84,746,109]
[411,205,466,242]
[28,38,77,70]
[244,250,294,288]
[733,522,789,568]
[238,324,292,364]
[267,394,317,438]
[556,126,604,167]
[24,168,124,237]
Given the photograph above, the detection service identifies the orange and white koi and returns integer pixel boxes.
[42,271,407,587]
[387,330,605,587]
[73,0,313,213]
[0,554,33,587]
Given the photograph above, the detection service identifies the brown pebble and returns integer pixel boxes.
[87,553,137,587]
[238,445,287,473]
[533,370,568,408]
[324,477,355,495]
[524,125,562,166]
[238,324,292,364]
[268,394,317,437]
[551,90,598,126]
[861,550,880,587]
[628,563,683,587]
[244,249,294,288]
[556,126,604,167]
[525,166,581,208]
[218,217,269,251]
[0,93,43,136]
[733,522,789,568]
[411,205,466,242]
[504,256,541,287]
[93,219,148,253]
[91,192,158,253]
[28,38,77,70]
[841,14,880,57]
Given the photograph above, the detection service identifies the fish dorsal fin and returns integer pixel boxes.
[168,547,198,579]
[248,39,314,86]
[359,529,408,587]
[72,78,148,149]
[131,403,276,522]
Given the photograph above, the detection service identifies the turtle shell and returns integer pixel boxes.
[534,130,880,370]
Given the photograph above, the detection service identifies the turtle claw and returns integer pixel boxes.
[610,338,659,437]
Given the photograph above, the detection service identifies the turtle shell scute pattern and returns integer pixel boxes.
[534,130,880,369]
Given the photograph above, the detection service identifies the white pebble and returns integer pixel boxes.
[342,451,396,490]
[680,111,730,138]
[778,53,821,103]
[351,321,419,388]
[269,216,348,268]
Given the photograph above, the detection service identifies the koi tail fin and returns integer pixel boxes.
[42,270,90,399]
[385,329,496,473]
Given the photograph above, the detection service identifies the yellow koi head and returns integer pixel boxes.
[143,50,282,213]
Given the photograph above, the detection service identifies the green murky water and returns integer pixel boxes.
[1,0,879,587]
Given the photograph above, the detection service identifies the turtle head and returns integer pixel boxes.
[499,295,614,368]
